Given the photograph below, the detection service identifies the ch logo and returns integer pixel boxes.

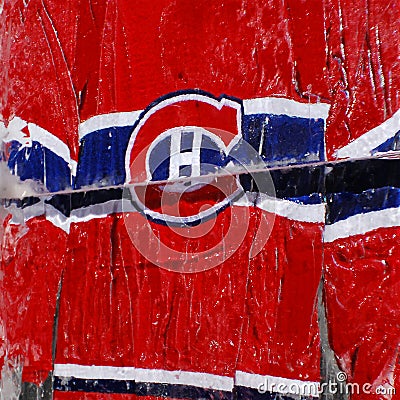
[123,90,274,273]
[124,90,245,226]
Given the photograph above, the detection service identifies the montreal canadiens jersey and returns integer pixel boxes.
[0,1,399,399]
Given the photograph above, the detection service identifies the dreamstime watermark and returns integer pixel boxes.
[257,372,396,397]
[122,127,276,273]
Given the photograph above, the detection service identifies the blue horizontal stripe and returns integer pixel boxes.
[6,114,326,190]
[7,141,71,192]
[53,377,311,400]
[286,193,324,205]
[326,187,400,224]
[371,131,400,154]
[54,377,233,399]
[74,126,133,188]
[242,113,325,166]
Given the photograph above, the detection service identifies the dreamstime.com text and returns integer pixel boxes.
[257,372,396,397]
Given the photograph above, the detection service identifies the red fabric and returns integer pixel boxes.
[1,0,397,159]
[325,227,400,399]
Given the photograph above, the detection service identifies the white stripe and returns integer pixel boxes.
[54,364,234,392]
[336,108,400,159]
[232,192,258,207]
[256,193,326,223]
[243,97,330,120]
[69,160,78,176]
[324,207,400,242]
[79,111,143,139]
[375,149,400,159]
[53,199,139,233]
[70,199,133,220]
[7,201,70,232]
[10,193,325,232]
[2,117,28,142]
[7,201,45,225]
[9,202,72,233]
[8,199,138,234]
[235,371,319,398]
[45,207,72,233]
[5,121,72,163]
[0,121,6,141]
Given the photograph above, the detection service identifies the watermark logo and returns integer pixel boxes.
[257,372,396,397]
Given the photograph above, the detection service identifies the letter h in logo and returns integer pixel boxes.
[169,130,202,179]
